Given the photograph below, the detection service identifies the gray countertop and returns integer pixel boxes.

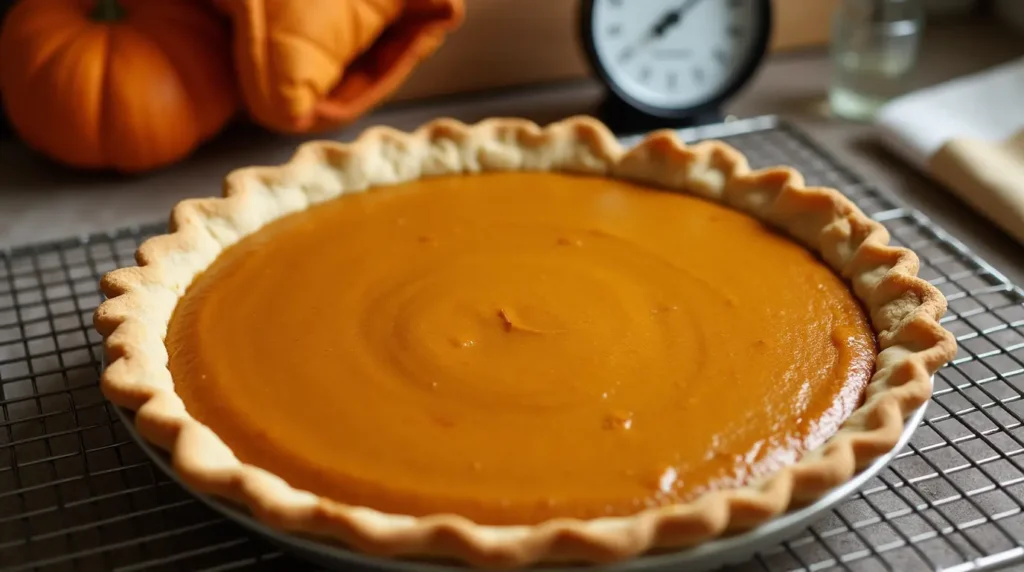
[1,18,1022,283]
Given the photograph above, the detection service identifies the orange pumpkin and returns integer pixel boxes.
[0,0,237,173]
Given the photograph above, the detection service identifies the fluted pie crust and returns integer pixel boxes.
[94,116,956,568]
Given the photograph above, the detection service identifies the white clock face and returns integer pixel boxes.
[592,0,763,111]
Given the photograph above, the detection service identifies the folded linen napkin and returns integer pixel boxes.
[875,57,1024,245]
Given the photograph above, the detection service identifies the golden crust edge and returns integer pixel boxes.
[92,115,957,569]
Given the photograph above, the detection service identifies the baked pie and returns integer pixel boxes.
[95,116,956,567]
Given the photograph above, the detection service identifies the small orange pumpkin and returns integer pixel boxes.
[0,0,238,173]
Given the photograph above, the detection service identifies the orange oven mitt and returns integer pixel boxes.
[213,0,464,134]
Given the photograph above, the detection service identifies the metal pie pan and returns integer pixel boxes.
[113,384,927,572]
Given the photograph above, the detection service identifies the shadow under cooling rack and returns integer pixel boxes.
[1,117,1024,572]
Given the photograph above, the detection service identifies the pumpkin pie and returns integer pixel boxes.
[94,117,956,568]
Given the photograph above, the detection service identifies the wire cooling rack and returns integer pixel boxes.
[1,116,1023,572]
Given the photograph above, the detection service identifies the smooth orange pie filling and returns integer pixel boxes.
[167,171,875,526]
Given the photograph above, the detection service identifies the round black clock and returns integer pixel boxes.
[579,0,773,130]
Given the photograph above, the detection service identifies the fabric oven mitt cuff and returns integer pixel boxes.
[214,0,465,134]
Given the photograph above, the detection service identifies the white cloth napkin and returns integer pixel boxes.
[876,56,1024,171]
[875,57,1024,245]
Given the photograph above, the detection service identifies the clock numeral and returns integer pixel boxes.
[609,0,623,7]
[692,66,705,85]
[727,0,743,9]
[713,48,730,66]
[639,66,652,83]
[666,71,679,91]
[727,24,744,38]
[607,24,621,37]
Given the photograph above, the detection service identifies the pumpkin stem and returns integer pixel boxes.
[90,0,125,21]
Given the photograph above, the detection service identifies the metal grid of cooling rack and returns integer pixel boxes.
[1,117,1023,572]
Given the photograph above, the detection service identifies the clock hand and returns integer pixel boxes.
[648,0,703,39]
[618,0,706,63]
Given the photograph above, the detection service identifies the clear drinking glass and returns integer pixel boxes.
[829,0,925,121]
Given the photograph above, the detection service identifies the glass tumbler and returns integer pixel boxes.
[829,0,925,121]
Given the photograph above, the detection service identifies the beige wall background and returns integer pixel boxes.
[393,0,988,102]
